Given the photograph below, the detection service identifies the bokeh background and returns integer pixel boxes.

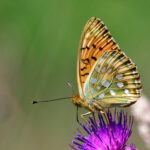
[0,0,150,149]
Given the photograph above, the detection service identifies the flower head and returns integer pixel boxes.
[70,110,136,150]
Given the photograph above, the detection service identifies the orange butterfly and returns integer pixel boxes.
[32,17,142,123]
[72,17,142,121]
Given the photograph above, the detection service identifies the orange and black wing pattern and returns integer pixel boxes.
[77,17,120,98]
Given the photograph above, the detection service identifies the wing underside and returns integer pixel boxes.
[77,17,142,108]
[84,50,142,108]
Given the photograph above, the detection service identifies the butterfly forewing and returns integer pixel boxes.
[78,17,120,98]
[77,17,142,108]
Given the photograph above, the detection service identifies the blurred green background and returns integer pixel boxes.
[0,0,149,149]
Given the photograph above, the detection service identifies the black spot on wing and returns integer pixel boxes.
[81,73,89,76]
[91,56,97,61]
[81,58,90,65]
[86,46,90,50]
[80,46,90,50]
[99,47,103,51]
[92,44,96,49]
[81,67,87,71]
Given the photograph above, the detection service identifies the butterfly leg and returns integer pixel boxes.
[92,112,97,126]
[81,112,92,126]
[76,106,91,125]
[99,109,114,137]
[76,106,80,124]
[99,110,110,125]
[92,102,110,125]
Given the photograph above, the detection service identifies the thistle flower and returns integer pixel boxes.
[70,110,136,150]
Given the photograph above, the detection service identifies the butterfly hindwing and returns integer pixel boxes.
[83,50,142,108]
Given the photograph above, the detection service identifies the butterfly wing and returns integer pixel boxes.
[77,17,142,108]
[83,50,142,108]
[77,17,120,98]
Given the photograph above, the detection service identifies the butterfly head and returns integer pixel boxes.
[72,94,83,107]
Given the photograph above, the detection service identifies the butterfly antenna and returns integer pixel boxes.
[32,96,73,104]
[66,81,75,95]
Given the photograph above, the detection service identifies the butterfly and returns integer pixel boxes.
[72,17,142,121]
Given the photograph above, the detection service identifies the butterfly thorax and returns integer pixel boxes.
[72,94,99,112]
[72,94,85,107]
[72,94,91,110]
